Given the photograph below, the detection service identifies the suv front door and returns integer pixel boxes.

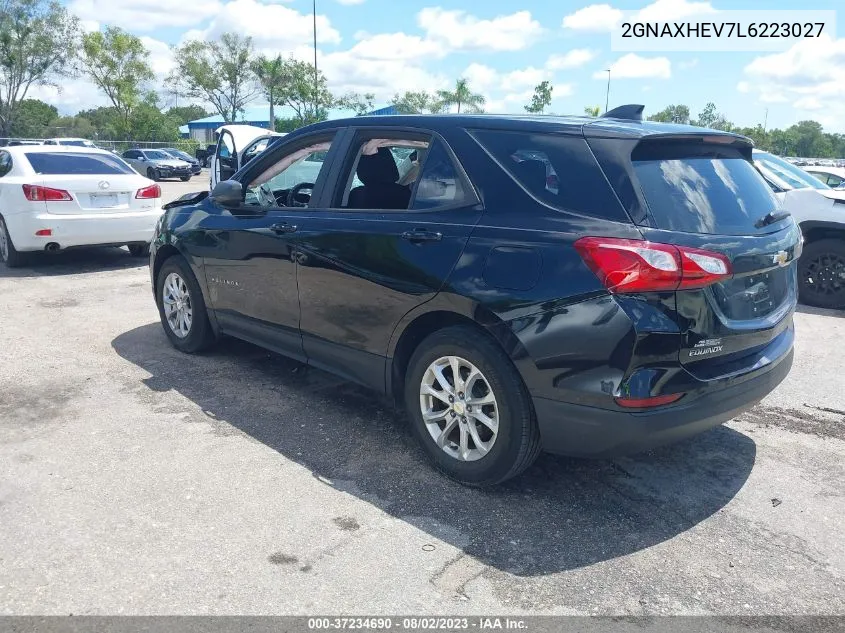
[201,131,339,361]
[294,129,482,391]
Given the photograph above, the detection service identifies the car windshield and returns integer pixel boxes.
[754,152,831,191]
[145,151,170,160]
[59,140,95,147]
[164,149,192,160]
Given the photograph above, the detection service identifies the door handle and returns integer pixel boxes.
[401,229,442,243]
[270,222,297,234]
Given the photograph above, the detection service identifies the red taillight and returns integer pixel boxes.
[22,184,72,202]
[574,237,731,293]
[136,184,161,199]
[35,229,52,236]
[615,393,684,408]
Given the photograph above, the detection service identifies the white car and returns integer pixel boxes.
[210,124,285,189]
[752,150,845,309]
[803,166,845,189]
[0,145,163,268]
[42,138,97,148]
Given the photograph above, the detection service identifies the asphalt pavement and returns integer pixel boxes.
[0,176,843,615]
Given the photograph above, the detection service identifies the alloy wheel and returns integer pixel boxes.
[419,355,499,462]
[804,252,845,298]
[162,272,193,338]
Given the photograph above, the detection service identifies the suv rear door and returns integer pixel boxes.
[587,132,800,379]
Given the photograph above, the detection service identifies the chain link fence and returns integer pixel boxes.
[0,137,203,156]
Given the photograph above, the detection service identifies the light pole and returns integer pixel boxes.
[605,69,611,113]
[313,0,319,119]
[763,107,769,133]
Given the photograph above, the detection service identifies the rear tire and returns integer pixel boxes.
[155,255,215,353]
[127,243,150,257]
[147,167,160,182]
[404,325,541,486]
[798,238,845,309]
[0,215,25,268]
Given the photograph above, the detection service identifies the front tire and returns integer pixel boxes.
[0,215,25,268]
[180,176,191,182]
[155,255,215,353]
[798,238,845,309]
[147,167,160,182]
[404,325,541,486]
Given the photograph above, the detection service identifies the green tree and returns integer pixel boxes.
[0,0,78,137]
[8,97,56,137]
[692,102,732,131]
[338,92,376,116]
[275,57,334,126]
[647,104,690,124]
[251,53,286,129]
[165,105,209,126]
[789,120,830,158]
[275,116,303,133]
[170,33,260,123]
[390,91,441,114]
[76,105,121,138]
[128,93,180,142]
[78,26,154,138]
[436,78,485,114]
[46,114,95,139]
[584,105,601,117]
[524,81,553,114]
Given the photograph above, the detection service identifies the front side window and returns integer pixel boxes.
[245,137,334,208]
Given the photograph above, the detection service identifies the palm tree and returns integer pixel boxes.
[436,78,486,114]
[252,54,287,130]
[584,105,601,117]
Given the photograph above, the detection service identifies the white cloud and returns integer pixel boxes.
[193,0,341,52]
[417,8,543,52]
[463,63,550,94]
[678,58,699,70]
[594,54,672,79]
[562,4,622,32]
[634,0,715,23]
[68,0,223,31]
[139,36,176,79]
[342,33,444,61]
[741,35,845,130]
[546,49,595,70]
[563,0,714,32]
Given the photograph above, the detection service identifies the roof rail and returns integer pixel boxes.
[601,104,645,122]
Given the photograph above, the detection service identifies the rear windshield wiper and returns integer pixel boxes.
[754,210,790,228]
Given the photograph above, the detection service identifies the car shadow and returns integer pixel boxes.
[112,323,757,576]
[796,303,844,318]
[0,247,146,278]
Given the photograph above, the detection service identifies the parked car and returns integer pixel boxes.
[121,149,193,182]
[803,166,845,189]
[42,137,97,148]
[160,147,202,175]
[753,150,845,309]
[0,146,162,267]
[5,139,43,146]
[209,124,285,189]
[149,107,798,486]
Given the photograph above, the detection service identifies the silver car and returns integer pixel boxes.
[121,149,193,182]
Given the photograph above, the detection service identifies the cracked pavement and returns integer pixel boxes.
[0,180,843,615]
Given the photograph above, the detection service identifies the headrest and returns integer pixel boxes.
[357,147,400,186]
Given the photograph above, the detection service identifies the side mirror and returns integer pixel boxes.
[211,180,244,207]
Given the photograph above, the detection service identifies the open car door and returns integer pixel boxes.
[210,124,279,189]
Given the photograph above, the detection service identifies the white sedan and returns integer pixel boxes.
[0,145,163,268]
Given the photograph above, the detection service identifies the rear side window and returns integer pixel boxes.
[469,129,625,221]
[632,143,779,235]
[412,140,469,210]
[25,152,135,175]
[0,151,11,177]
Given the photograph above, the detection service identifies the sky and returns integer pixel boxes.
[37,0,845,132]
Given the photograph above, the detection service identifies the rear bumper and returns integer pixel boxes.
[533,345,793,458]
[10,209,163,251]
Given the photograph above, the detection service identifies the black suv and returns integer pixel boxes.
[149,106,799,486]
